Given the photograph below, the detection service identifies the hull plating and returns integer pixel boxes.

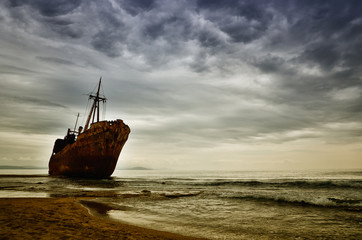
[49,120,130,178]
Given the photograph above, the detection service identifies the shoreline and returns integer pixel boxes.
[0,197,207,240]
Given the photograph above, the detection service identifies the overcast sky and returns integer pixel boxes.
[0,0,361,170]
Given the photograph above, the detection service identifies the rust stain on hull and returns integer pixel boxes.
[49,119,130,178]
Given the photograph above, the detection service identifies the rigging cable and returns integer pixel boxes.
[100,81,106,120]
[81,98,90,127]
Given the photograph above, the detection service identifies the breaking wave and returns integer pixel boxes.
[191,180,362,189]
[225,195,362,211]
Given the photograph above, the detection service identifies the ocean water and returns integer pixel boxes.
[0,169,361,239]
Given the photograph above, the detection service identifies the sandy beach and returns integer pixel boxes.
[0,198,206,240]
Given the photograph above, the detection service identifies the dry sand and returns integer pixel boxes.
[0,198,206,240]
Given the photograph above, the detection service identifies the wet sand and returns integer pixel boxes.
[0,198,206,240]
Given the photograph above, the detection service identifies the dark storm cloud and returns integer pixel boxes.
[6,0,266,63]
[120,0,155,16]
[3,0,361,70]
[8,0,82,17]
[2,0,361,106]
[197,0,272,43]
[250,55,286,74]
[5,0,83,40]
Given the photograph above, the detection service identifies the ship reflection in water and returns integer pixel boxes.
[48,78,130,178]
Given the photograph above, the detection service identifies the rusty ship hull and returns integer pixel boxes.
[49,120,130,178]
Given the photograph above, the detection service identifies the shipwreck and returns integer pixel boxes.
[48,78,130,178]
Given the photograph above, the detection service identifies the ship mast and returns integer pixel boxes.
[84,78,107,131]
[73,113,80,132]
